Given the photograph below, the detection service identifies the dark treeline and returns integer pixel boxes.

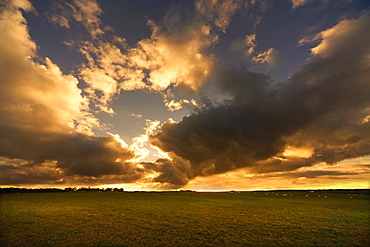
[0,188,65,193]
[0,187,124,193]
[0,187,369,194]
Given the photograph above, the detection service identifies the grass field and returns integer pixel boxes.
[1,191,369,246]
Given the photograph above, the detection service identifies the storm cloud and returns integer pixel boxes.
[150,14,370,186]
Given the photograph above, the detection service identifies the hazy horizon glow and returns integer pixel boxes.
[0,0,369,190]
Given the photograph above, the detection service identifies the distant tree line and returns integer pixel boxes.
[0,188,65,193]
[256,189,370,195]
[0,187,125,193]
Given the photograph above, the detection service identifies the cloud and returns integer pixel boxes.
[0,157,148,186]
[125,0,244,93]
[185,157,370,191]
[222,33,279,74]
[49,0,243,114]
[291,0,356,11]
[47,1,211,114]
[0,0,149,186]
[1,1,369,189]
[142,155,194,189]
[0,0,248,188]
[77,38,149,113]
[48,0,103,38]
[0,0,95,134]
[49,0,277,117]
[195,0,242,32]
[51,0,136,113]
[245,0,272,28]
[291,0,311,9]
[150,13,370,186]
[164,98,199,112]
[244,34,257,55]
[252,48,279,68]
[127,120,161,163]
[127,19,214,92]
[128,0,274,92]
[49,1,139,114]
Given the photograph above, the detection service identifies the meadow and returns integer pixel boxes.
[1,191,369,246]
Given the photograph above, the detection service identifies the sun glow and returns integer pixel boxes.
[126,148,150,163]
[150,145,171,160]
[283,146,313,158]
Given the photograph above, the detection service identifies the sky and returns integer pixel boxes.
[0,0,369,191]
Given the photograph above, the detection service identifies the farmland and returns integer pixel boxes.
[1,191,369,246]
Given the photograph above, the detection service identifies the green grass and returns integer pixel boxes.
[1,191,369,246]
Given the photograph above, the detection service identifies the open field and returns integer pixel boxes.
[1,191,369,246]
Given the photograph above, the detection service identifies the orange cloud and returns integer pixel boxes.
[0,0,148,187]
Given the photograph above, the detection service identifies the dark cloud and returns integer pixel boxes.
[0,126,150,182]
[150,14,370,186]
[142,156,193,188]
[0,158,147,186]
